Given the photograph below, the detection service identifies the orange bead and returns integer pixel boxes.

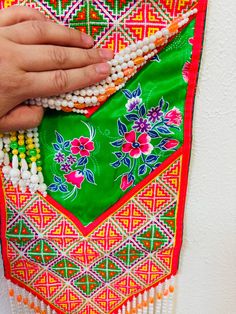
[9,289,14,297]
[74,103,86,109]
[168,22,179,33]
[123,67,135,76]
[105,87,116,95]
[142,300,148,307]
[134,57,145,65]
[17,295,22,302]
[137,303,142,309]
[97,94,108,103]
[41,311,47,314]
[61,107,72,112]
[131,309,137,313]
[30,302,35,309]
[157,292,162,300]
[114,78,124,85]
[154,37,166,46]
[163,289,169,296]
[35,306,40,313]
[23,298,29,305]
[149,297,154,304]
[169,285,175,293]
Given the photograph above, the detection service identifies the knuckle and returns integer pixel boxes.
[50,47,67,67]
[83,66,96,85]
[87,49,96,61]
[30,20,45,37]
[53,70,68,92]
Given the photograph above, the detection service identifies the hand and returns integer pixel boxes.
[0,6,113,132]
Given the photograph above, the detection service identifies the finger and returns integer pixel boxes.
[0,105,44,132]
[4,19,94,48]
[25,63,111,98]
[0,6,47,27]
[18,45,113,72]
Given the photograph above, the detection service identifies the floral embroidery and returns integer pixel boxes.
[165,107,182,126]
[48,122,96,200]
[182,61,191,83]
[122,131,153,158]
[110,84,182,191]
[70,137,94,156]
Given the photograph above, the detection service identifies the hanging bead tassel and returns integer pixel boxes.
[119,276,176,314]
[0,128,46,195]
[7,280,54,314]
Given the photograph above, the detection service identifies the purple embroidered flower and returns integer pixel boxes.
[147,107,162,123]
[133,118,151,133]
[60,163,71,173]
[126,97,142,112]
[67,155,77,165]
[54,152,65,163]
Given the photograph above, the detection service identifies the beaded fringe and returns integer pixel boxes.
[7,280,56,314]
[7,276,175,314]
[118,276,176,314]
[0,129,46,195]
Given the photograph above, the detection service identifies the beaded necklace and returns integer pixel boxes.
[25,9,197,115]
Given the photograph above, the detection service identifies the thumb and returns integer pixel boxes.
[0,105,44,132]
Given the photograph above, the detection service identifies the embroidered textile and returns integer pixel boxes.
[0,1,208,313]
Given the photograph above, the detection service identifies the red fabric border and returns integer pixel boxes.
[172,0,208,275]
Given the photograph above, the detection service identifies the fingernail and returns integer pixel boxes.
[96,63,111,74]
[99,48,114,60]
[81,32,94,47]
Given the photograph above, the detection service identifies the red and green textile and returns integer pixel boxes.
[0,1,208,313]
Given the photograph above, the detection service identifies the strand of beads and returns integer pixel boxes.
[0,129,47,196]
[27,8,197,113]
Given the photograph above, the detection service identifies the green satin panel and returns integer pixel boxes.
[39,21,195,226]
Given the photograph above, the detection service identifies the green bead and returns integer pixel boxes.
[29,149,37,156]
[36,160,42,166]
[18,146,26,153]
[10,142,18,149]
[26,157,31,163]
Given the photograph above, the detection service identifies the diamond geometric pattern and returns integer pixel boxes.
[93,257,123,282]
[73,273,101,296]
[6,219,35,247]
[27,240,58,264]
[113,241,145,267]
[51,258,80,279]
[136,223,169,252]
[9,0,197,53]
[1,156,181,313]
[33,271,63,299]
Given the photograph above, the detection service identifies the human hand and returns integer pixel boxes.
[0,6,113,132]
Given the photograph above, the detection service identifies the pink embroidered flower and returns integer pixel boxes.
[64,171,84,189]
[120,174,134,191]
[165,108,182,126]
[189,37,194,45]
[160,139,179,151]
[122,130,153,158]
[182,61,191,83]
[70,137,94,157]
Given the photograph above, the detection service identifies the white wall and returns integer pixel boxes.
[0,1,235,313]
[175,1,236,313]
